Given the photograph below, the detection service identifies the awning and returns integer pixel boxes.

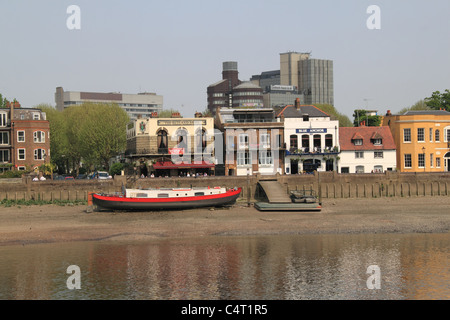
[153,161,215,169]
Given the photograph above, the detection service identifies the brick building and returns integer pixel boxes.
[0,101,50,173]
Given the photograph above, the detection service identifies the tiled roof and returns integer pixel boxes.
[339,126,396,151]
[275,105,330,118]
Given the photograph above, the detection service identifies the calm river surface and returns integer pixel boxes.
[0,233,448,300]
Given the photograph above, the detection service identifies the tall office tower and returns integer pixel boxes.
[279,52,334,106]
[299,59,334,105]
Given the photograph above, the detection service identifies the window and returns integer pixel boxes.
[0,150,9,163]
[32,113,40,120]
[18,149,25,160]
[417,128,425,142]
[341,167,349,174]
[403,128,411,142]
[429,128,433,142]
[354,139,363,146]
[33,131,45,143]
[404,154,412,168]
[301,135,310,149]
[435,130,440,142]
[355,166,365,173]
[374,165,383,173]
[373,139,382,145]
[430,154,434,167]
[0,112,7,127]
[237,152,251,166]
[34,148,45,160]
[436,157,441,168]
[260,133,270,149]
[259,151,273,165]
[0,132,9,145]
[17,131,25,142]
[290,135,298,150]
[325,134,333,148]
[239,134,248,149]
[313,134,321,150]
[446,128,450,143]
[418,153,425,168]
[374,151,384,159]
[355,151,364,159]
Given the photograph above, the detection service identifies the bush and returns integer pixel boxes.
[109,162,124,176]
[0,170,25,179]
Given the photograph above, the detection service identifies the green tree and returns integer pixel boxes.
[353,109,382,127]
[424,89,450,111]
[158,108,182,118]
[397,99,431,115]
[314,104,353,127]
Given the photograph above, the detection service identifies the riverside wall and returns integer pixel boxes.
[0,172,449,202]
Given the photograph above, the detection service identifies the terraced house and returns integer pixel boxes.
[0,101,50,173]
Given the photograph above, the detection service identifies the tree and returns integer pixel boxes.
[424,89,450,111]
[352,109,382,127]
[158,108,182,118]
[314,104,353,127]
[397,99,431,115]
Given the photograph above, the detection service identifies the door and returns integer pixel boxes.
[290,159,299,174]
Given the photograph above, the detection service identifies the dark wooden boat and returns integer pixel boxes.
[92,186,242,211]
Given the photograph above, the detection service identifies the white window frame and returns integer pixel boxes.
[17,130,25,142]
[238,134,249,149]
[374,151,384,159]
[260,133,270,149]
[355,151,364,159]
[403,128,411,143]
[32,112,40,120]
[354,139,363,146]
[258,151,273,166]
[355,165,365,173]
[34,148,46,161]
[417,128,425,142]
[33,131,45,143]
[0,112,7,127]
[18,148,26,160]
[418,153,425,168]
[404,154,412,168]
[0,132,9,145]
[237,151,251,166]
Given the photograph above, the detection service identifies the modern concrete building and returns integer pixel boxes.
[55,87,163,120]
[276,99,340,174]
[383,110,450,172]
[339,126,396,174]
[263,85,304,109]
[250,70,281,92]
[0,101,50,173]
[126,112,215,177]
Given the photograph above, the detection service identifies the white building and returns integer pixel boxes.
[55,87,163,120]
[276,99,340,174]
[339,126,396,173]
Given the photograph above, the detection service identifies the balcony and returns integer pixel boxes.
[287,146,339,156]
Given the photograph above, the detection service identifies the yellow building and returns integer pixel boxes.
[383,110,450,172]
[126,112,215,176]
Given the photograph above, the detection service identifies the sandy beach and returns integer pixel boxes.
[0,196,449,246]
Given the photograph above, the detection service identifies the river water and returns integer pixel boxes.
[0,233,448,300]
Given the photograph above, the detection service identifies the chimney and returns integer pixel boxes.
[295,98,301,110]
[151,112,158,118]
[194,112,202,118]
[171,112,181,118]
[386,110,391,116]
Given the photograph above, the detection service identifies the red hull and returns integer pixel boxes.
[92,188,242,211]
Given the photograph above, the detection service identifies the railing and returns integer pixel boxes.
[287,147,339,155]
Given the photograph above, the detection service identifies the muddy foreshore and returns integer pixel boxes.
[0,196,449,246]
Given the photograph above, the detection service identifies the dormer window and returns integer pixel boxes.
[373,138,382,145]
[354,139,363,146]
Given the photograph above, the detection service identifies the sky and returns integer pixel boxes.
[1,0,449,119]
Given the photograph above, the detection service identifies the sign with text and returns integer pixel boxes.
[296,128,328,134]
[157,120,206,126]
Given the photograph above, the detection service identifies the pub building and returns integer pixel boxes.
[125,112,216,177]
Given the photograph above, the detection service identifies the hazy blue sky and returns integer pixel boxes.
[1,0,449,119]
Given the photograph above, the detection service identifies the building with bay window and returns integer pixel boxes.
[0,101,51,173]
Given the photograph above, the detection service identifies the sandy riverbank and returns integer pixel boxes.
[0,196,449,246]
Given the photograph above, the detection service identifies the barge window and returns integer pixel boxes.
[136,193,148,198]
[195,192,204,196]
[158,193,169,198]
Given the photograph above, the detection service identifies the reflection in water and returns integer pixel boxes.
[0,233,448,300]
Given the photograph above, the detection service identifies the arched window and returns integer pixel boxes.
[290,135,298,151]
[157,129,168,153]
[176,128,189,150]
[325,134,333,148]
